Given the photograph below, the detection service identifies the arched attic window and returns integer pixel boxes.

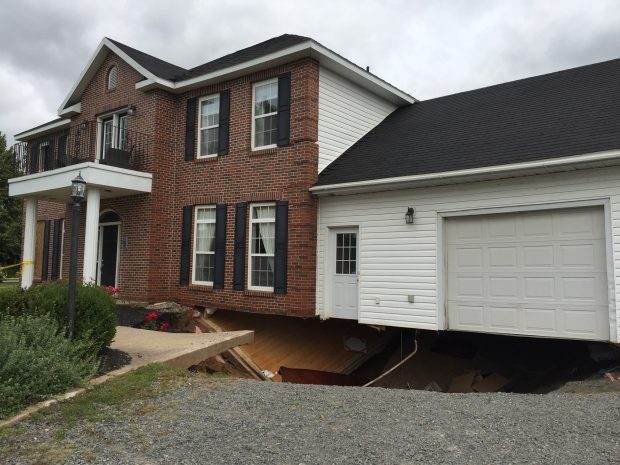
[107,65,118,90]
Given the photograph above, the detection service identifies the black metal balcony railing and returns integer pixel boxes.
[13,121,151,176]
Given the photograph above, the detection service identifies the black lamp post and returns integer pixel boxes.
[67,172,86,340]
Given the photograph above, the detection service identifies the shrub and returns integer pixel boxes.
[0,285,27,316]
[27,282,117,352]
[0,313,98,419]
[0,282,117,353]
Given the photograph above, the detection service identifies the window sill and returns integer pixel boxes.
[188,284,214,292]
[249,147,277,157]
[194,156,218,163]
[244,289,275,298]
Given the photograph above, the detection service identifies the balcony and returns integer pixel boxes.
[12,121,151,176]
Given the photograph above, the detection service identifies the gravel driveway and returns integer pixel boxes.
[2,377,620,464]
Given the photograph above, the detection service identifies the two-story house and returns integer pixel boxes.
[14,35,620,345]
[8,34,412,317]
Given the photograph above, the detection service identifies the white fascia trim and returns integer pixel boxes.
[57,38,175,114]
[8,161,152,185]
[14,119,71,141]
[310,149,620,195]
[308,42,415,104]
[58,103,81,117]
[136,41,415,105]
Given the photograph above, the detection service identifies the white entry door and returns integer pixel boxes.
[446,207,609,341]
[330,228,359,320]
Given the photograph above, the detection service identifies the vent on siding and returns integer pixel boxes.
[107,65,118,90]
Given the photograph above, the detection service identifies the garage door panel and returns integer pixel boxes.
[488,247,518,268]
[447,207,610,341]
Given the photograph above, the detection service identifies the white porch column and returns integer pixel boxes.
[21,197,37,289]
[82,187,101,283]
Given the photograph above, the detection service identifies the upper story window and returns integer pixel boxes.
[193,206,216,285]
[252,78,278,150]
[99,111,127,160]
[198,94,220,158]
[248,203,276,290]
[107,66,118,90]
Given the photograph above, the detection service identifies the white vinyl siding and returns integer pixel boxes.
[317,66,397,173]
[316,166,620,342]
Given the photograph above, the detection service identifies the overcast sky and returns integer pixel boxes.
[1,0,619,145]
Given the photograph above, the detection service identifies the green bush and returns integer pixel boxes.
[0,281,117,353]
[0,285,27,316]
[0,313,98,419]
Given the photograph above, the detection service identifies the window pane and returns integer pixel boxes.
[196,208,216,221]
[251,256,274,287]
[200,96,220,128]
[196,223,215,252]
[254,114,277,147]
[195,253,214,282]
[254,81,278,116]
[252,205,275,220]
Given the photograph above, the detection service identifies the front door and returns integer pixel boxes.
[97,224,119,287]
[331,228,359,320]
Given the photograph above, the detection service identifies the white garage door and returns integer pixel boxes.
[446,207,610,341]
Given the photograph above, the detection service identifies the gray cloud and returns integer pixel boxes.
[1,0,618,145]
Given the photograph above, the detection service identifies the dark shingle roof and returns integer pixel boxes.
[108,34,310,82]
[183,34,311,80]
[316,58,620,186]
[107,38,188,81]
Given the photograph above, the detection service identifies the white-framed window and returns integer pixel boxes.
[252,78,278,150]
[198,94,220,158]
[98,112,128,159]
[192,206,216,285]
[107,65,118,90]
[37,141,49,172]
[248,203,276,290]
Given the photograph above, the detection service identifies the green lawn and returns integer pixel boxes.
[0,281,18,290]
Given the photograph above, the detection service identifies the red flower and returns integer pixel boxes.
[159,321,170,332]
[144,311,159,322]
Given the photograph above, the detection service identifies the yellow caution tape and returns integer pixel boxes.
[0,261,33,272]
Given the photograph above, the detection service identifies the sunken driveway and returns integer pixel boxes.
[3,378,620,464]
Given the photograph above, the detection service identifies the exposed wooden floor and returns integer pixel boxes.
[201,310,392,382]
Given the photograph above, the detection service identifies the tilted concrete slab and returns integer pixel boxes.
[107,326,254,372]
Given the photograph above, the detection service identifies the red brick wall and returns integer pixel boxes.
[28,51,320,317]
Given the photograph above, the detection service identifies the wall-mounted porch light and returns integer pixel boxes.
[405,207,415,224]
[127,104,137,115]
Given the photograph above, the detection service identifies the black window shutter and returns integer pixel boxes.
[277,73,291,147]
[185,98,197,161]
[51,219,62,280]
[274,201,289,294]
[218,90,230,156]
[41,220,51,281]
[232,203,247,291]
[180,206,193,285]
[213,204,227,289]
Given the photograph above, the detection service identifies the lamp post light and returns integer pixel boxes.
[67,172,86,340]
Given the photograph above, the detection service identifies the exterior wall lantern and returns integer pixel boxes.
[127,104,137,115]
[405,207,415,224]
[67,172,86,340]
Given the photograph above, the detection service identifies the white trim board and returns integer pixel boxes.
[15,119,71,142]
[311,149,620,195]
